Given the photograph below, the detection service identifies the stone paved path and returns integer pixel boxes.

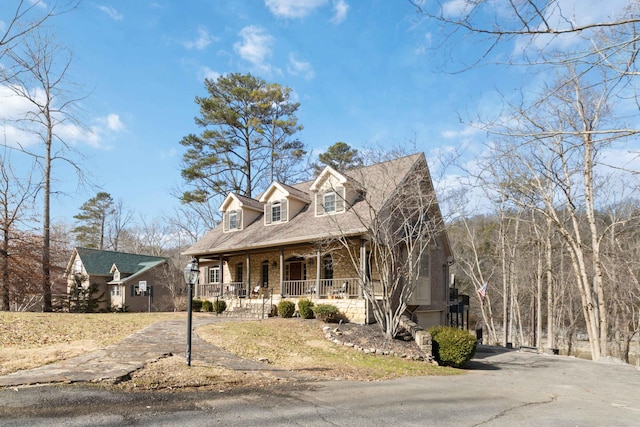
[0,316,301,387]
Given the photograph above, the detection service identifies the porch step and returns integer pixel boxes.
[221,299,274,319]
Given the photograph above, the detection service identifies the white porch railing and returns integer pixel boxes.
[281,278,360,299]
[199,282,245,298]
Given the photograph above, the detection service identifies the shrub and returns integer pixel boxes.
[269,304,278,317]
[297,298,315,319]
[202,300,213,312]
[278,300,296,318]
[191,299,203,312]
[213,299,227,314]
[428,326,477,368]
[312,304,339,322]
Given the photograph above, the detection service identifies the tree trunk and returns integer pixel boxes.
[42,131,52,312]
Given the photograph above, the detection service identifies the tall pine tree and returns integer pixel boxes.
[72,192,114,250]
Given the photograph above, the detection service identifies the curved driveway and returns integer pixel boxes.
[0,317,639,426]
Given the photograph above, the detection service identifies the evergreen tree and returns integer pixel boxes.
[72,192,114,249]
[180,73,305,205]
[313,142,362,174]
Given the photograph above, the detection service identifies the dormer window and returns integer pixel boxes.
[223,209,242,232]
[265,199,288,225]
[73,258,82,274]
[113,270,120,281]
[324,192,336,213]
[272,201,281,222]
[316,186,345,215]
[229,211,238,230]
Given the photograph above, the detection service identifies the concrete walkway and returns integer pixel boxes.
[0,316,300,387]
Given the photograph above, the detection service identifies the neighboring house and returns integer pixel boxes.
[65,247,173,312]
[183,153,454,328]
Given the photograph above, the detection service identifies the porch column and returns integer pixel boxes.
[219,257,224,297]
[279,248,284,293]
[315,246,321,297]
[245,253,250,297]
[359,238,366,298]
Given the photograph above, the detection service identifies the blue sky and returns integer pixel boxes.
[1,0,637,227]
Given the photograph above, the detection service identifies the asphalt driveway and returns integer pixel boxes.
[1,319,639,426]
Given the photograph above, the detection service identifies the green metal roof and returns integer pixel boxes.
[75,247,168,276]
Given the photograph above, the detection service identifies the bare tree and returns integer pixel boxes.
[0,1,78,63]
[477,63,640,359]
[412,1,640,77]
[3,30,85,311]
[325,155,447,339]
[447,210,501,344]
[0,154,38,310]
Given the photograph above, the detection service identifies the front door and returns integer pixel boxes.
[289,262,303,281]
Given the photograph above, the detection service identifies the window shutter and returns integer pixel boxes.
[149,285,153,297]
[223,211,230,232]
[336,186,345,212]
[130,285,135,297]
[281,199,288,222]
[265,202,272,224]
[315,191,324,216]
[237,209,243,229]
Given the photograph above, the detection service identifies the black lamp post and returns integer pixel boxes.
[183,257,199,366]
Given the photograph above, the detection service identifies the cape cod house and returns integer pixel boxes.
[183,153,454,328]
[65,247,172,312]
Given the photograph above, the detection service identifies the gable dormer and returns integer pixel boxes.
[259,182,310,225]
[219,193,262,232]
[109,264,121,281]
[310,166,352,216]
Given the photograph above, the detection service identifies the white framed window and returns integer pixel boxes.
[113,270,120,281]
[265,199,288,225]
[73,258,82,274]
[223,209,242,232]
[229,211,238,229]
[272,201,281,222]
[209,266,220,284]
[111,285,121,297]
[316,186,345,216]
[324,192,336,213]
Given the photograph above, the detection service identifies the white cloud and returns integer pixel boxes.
[97,5,124,21]
[331,0,349,24]
[0,123,39,148]
[0,83,122,150]
[287,54,315,80]
[28,0,47,9]
[441,0,473,18]
[105,113,124,132]
[441,126,482,139]
[183,26,215,50]
[265,0,328,18]
[198,66,220,82]
[234,26,274,73]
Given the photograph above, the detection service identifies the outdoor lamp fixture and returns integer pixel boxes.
[183,257,199,366]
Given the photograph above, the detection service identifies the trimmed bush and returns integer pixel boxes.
[297,298,315,319]
[192,299,203,312]
[213,299,227,314]
[278,300,296,318]
[428,326,477,368]
[202,300,213,312]
[312,304,339,322]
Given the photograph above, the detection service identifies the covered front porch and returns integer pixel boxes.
[195,241,373,302]
[198,277,362,300]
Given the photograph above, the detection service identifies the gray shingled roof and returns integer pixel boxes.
[233,193,263,211]
[75,247,168,276]
[184,153,425,256]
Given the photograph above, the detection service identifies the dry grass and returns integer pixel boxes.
[0,312,181,375]
[197,318,458,381]
[1,313,461,391]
